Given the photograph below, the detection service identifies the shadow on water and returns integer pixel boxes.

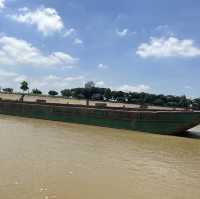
[173,130,200,140]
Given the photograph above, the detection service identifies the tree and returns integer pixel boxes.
[85,81,95,89]
[32,88,42,95]
[91,93,103,100]
[61,89,72,98]
[153,98,165,106]
[115,91,125,102]
[2,88,13,93]
[84,81,95,106]
[48,90,58,96]
[104,88,112,100]
[71,88,85,99]
[20,81,29,93]
[179,95,190,108]
[192,98,200,110]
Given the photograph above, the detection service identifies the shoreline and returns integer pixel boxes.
[0,92,184,111]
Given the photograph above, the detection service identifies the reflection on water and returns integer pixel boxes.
[188,126,200,139]
[0,115,200,199]
[175,131,200,139]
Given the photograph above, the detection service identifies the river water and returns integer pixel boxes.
[0,115,200,199]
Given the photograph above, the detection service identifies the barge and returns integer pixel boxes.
[0,100,200,134]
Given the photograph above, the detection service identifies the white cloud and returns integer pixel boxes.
[74,38,83,45]
[97,64,109,69]
[185,85,192,89]
[118,84,151,93]
[136,37,200,58]
[31,75,85,92]
[155,25,169,31]
[0,36,78,67]
[0,69,27,89]
[18,7,29,12]
[43,74,84,82]
[0,0,5,9]
[155,25,174,35]
[116,28,128,37]
[63,28,75,37]
[8,7,74,36]
[0,70,28,84]
[96,81,105,87]
[14,75,28,83]
[0,70,85,92]
[44,75,60,81]
[64,76,84,81]
[0,69,18,77]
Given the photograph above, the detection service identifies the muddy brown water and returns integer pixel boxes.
[0,115,200,199]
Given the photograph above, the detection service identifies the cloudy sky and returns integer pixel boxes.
[0,0,200,96]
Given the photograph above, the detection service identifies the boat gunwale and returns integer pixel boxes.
[0,99,199,114]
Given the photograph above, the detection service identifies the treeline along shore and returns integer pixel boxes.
[1,81,200,110]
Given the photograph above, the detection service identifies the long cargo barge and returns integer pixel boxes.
[0,100,200,134]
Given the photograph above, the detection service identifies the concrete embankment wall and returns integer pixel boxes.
[0,100,199,133]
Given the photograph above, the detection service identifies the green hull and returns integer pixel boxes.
[0,100,200,134]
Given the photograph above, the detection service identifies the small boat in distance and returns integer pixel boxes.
[0,99,200,134]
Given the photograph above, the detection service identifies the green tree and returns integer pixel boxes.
[84,81,95,106]
[104,88,112,100]
[179,95,190,108]
[153,98,165,106]
[85,81,95,89]
[32,88,42,95]
[91,93,103,100]
[192,98,200,110]
[48,90,58,96]
[71,88,85,99]
[61,89,72,98]
[2,88,13,93]
[20,81,29,93]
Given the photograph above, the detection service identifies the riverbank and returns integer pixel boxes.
[0,92,183,110]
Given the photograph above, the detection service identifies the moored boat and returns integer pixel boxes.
[0,100,200,134]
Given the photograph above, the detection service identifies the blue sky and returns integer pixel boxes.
[0,0,200,97]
